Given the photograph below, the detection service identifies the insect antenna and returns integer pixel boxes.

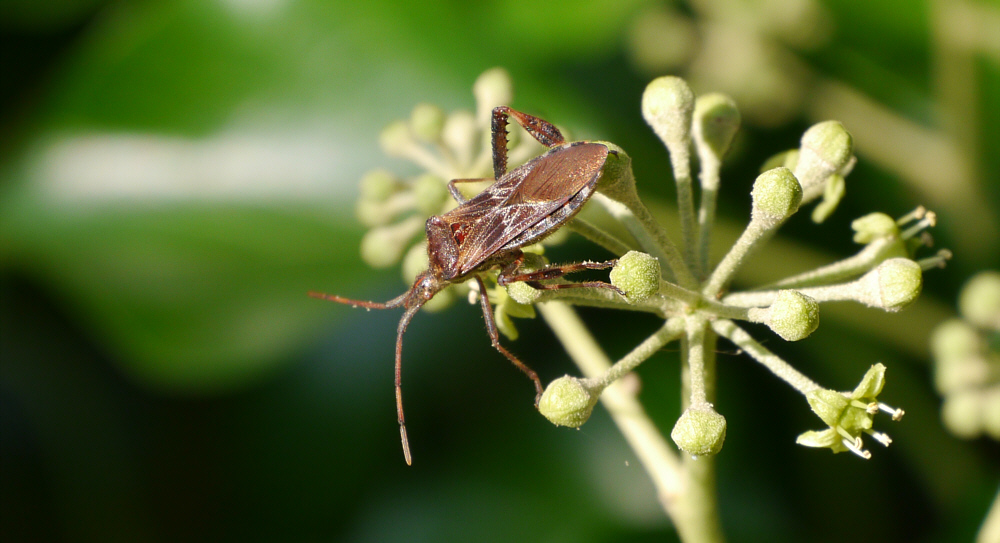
[392,299,426,465]
[307,289,412,310]
[310,281,431,464]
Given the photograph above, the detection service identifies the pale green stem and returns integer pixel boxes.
[761,238,899,289]
[695,151,722,279]
[537,303,687,522]
[594,191,698,289]
[670,142,699,274]
[711,319,821,395]
[686,316,709,406]
[583,318,685,389]
[703,218,776,298]
[567,217,635,257]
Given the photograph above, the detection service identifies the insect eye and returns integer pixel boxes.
[450,223,466,245]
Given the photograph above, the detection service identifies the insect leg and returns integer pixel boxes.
[392,302,424,466]
[475,275,544,405]
[497,259,626,296]
[490,106,567,178]
[446,178,492,205]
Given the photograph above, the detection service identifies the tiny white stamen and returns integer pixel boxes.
[866,430,892,447]
[878,403,905,421]
[842,437,871,460]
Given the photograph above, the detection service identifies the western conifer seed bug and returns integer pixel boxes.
[311,106,624,464]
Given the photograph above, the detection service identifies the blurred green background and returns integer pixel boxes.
[1,0,997,541]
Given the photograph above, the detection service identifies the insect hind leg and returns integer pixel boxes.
[475,276,544,405]
[498,258,626,297]
[491,106,567,179]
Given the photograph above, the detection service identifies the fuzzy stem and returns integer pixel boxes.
[537,303,688,519]
[670,143,700,275]
[686,316,710,406]
[703,219,775,298]
[696,152,722,279]
[760,238,899,289]
[594,193,698,289]
[583,318,685,389]
[711,319,821,395]
[567,217,635,257]
[540,303,726,543]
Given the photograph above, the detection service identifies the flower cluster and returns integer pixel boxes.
[931,271,1000,440]
[351,69,948,460]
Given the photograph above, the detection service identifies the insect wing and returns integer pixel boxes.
[448,143,608,274]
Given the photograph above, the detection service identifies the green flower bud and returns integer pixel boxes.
[355,198,392,227]
[642,76,695,149]
[766,290,820,341]
[941,390,983,439]
[593,142,636,199]
[401,242,429,284]
[473,67,513,118]
[409,103,446,142]
[610,251,661,303]
[852,212,900,244]
[359,169,401,202]
[379,120,415,157]
[692,93,741,159]
[959,271,1000,331]
[413,174,448,215]
[539,376,600,428]
[671,405,727,457]
[751,167,802,222]
[359,217,422,268]
[506,281,541,305]
[761,149,799,172]
[443,110,478,163]
[931,318,982,359]
[861,258,923,312]
[795,121,853,196]
[810,173,845,223]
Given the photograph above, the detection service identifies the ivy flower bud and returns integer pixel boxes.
[751,167,802,223]
[859,258,923,312]
[692,93,741,159]
[765,290,820,341]
[379,120,415,158]
[359,216,423,268]
[610,251,661,303]
[442,110,478,166]
[642,76,695,150]
[930,320,987,394]
[795,121,853,199]
[359,169,402,202]
[505,280,540,305]
[761,149,799,172]
[473,67,513,120]
[959,271,1000,331]
[941,390,983,439]
[409,103,446,143]
[671,404,727,457]
[412,173,448,215]
[538,376,600,428]
[852,212,900,244]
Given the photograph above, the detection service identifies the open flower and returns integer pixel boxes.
[796,363,904,459]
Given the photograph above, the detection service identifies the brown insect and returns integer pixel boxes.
[310,106,622,464]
